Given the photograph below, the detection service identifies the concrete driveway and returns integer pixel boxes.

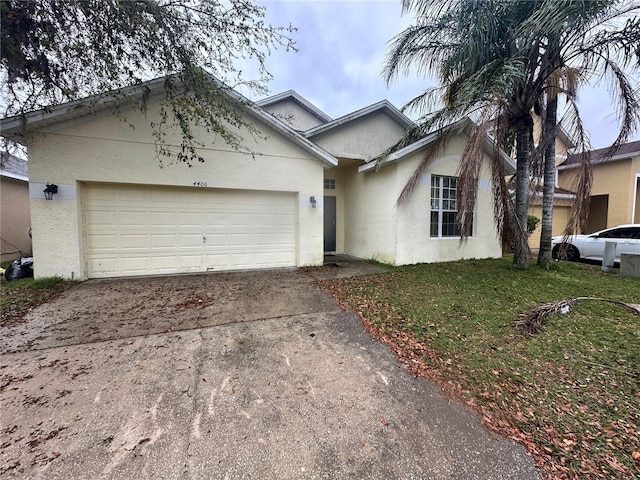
[1,263,540,479]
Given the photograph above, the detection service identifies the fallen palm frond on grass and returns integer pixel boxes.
[515,297,640,335]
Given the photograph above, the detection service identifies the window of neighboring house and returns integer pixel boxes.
[430,175,472,237]
[324,178,336,190]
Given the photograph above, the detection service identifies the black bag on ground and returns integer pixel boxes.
[4,257,34,282]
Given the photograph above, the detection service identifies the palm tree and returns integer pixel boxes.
[384,0,640,268]
[521,2,640,265]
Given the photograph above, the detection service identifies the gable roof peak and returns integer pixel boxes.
[256,90,332,123]
[303,99,414,138]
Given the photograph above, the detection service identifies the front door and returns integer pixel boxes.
[324,195,336,252]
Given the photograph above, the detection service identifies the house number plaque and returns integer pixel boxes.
[193,181,208,187]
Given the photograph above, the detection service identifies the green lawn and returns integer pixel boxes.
[321,258,640,479]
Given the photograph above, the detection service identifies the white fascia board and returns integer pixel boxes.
[358,118,515,174]
[358,130,441,173]
[245,104,338,167]
[230,87,337,167]
[0,75,338,168]
[553,193,576,199]
[304,100,414,138]
[0,170,28,182]
[0,76,169,140]
[256,90,333,123]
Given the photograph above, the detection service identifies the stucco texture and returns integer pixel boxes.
[558,156,640,230]
[341,135,503,265]
[310,112,406,162]
[26,100,325,279]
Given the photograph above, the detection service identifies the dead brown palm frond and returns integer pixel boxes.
[457,121,486,239]
[396,129,453,206]
[515,297,640,335]
[490,113,514,245]
[561,99,593,237]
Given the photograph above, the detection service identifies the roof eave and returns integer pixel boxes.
[0,170,28,182]
[1,76,170,142]
[244,104,338,167]
[1,76,338,168]
[359,118,516,174]
[304,100,414,139]
[558,149,640,170]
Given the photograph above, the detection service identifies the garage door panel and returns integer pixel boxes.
[178,234,204,248]
[118,189,147,203]
[84,184,297,278]
[151,234,177,248]
[178,213,203,227]
[88,257,119,275]
[150,212,177,226]
[87,234,118,250]
[121,256,152,273]
[151,256,180,272]
[179,255,205,269]
[119,211,147,225]
[86,210,117,226]
[120,234,149,250]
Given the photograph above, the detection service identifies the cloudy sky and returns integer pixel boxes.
[243,0,639,149]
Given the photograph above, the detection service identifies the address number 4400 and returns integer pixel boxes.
[193,181,208,187]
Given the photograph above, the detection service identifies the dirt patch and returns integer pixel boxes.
[0,269,339,354]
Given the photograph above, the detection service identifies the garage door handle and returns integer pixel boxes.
[203,236,207,243]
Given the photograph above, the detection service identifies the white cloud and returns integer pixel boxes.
[250,0,638,148]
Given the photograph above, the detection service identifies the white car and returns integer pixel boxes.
[551,224,640,262]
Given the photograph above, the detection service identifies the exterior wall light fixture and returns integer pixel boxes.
[44,183,58,200]
[310,196,317,208]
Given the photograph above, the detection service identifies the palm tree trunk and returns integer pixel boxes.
[537,94,558,266]
[513,116,532,268]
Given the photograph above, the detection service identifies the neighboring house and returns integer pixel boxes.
[0,152,32,262]
[527,118,577,247]
[0,77,514,279]
[557,140,640,233]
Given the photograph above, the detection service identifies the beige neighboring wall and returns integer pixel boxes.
[558,156,640,229]
[1,176,32,261]
[344,134,502,264]
[25,99,326,279]
[527,203,573,247]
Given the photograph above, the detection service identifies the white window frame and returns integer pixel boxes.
[324,178,336,190]
[430,175,471,238]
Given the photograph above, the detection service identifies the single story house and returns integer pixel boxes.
[1,152,32,262]
[557,140,640,233]
[0,77,515,279]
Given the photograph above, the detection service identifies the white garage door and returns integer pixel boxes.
[83,183,297,278]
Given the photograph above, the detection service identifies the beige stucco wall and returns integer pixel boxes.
[527,203,573,247]
[25,100,325,279]
[558,156,640,229]
[0,177,32,261]
[531,112,571,165]
[343,162,399,263]
[310,111,406,161]
[261,99,326,131]
[343,134,502,265]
